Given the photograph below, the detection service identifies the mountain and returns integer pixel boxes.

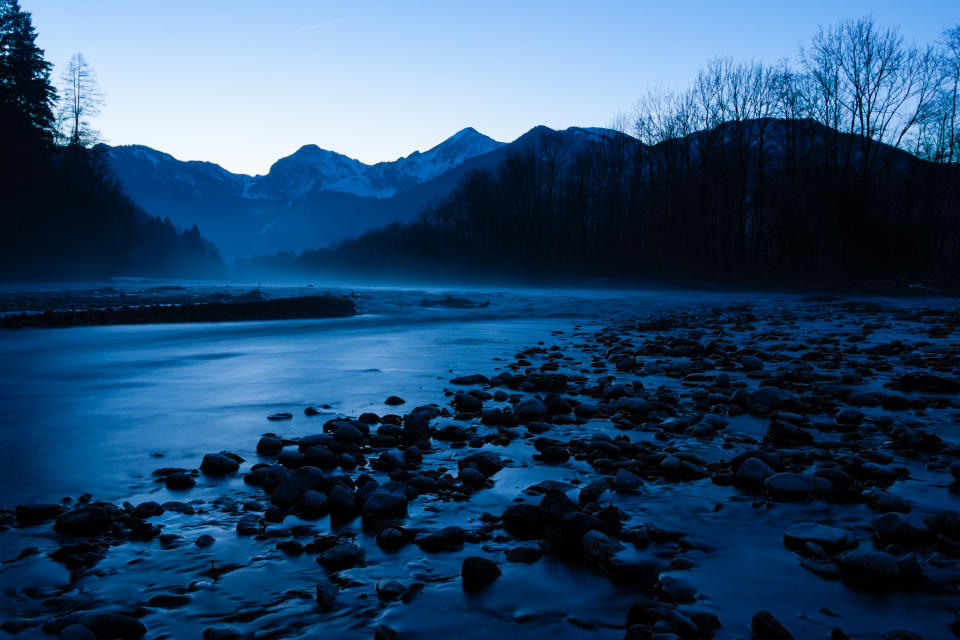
[105,126,617,259]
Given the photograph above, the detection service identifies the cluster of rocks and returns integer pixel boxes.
[3,299,960,639]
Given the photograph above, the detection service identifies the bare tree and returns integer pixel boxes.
[802,17,940,171]
[57,52,103,147]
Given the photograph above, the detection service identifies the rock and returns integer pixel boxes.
[836,408,863,425]
[657,575,698,603]
[60,624,96,640]
[277,449,304,469]
[333,422,364,444]
[539,445,570,463]
[737,457,776,485]
[764,473,833,501]
[866,491,911,514]
[741,355,763,371]
[304,406,321,416]
[376,580,407,601]
[459,451,503,476]
[362,482,409,523]
[416,526,465,552]
[659,456,707,479]
[461,556,501,590]
[616,397,654,415]
[315,576,337,611]
[515,397,549,420]
[459,467,487,487]
[376,527,410,550]
[327,485,357,516]
[385,396,405,405]
[582,529,623,566]
[614,468,643,491]
[318,542,365,570]
[402,408,435,444]
[164,472,195,490]
[300,490,328,515]
[950,460,960,483]
[544,393,573,415]
[751,610,793,640]
[784,523,857,553]
[147,594,191,608]
[303,446,338,471]
[132,502,163,519]
[451,374,488,385]
[271,475,308,507]
[860,463,897,484]
[502,504,545,539]
[375,625,399,640]
[236,514,261,536]
[766,420,814,444]
[195,535,215,547]
[256,436,284,455]
[200,453,239,475]
[14,502,63,525]
[453,392,483,413]
[749,387,798,412]
[53,507,111,536]
[834,549,901,580]
[881,632,923,640]
[90,613,147,639]
[268,412,293,421]
[506,546,542,563]
[203,628,241,640]
[894,372,959,393]
[871,513,930,545]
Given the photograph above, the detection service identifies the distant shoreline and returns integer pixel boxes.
[0,295,356,329]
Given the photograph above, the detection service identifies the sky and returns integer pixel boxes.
[24,0,959,176]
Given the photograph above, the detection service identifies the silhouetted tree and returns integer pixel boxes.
[57,52,103,147]
[0,0,55,138]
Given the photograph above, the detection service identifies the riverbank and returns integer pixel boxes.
[0,293,958,639]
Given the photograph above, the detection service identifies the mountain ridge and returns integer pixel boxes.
[104,125,623,259]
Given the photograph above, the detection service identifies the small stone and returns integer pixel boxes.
[750,610,793,640]
[376,580,407,601]
[461,556,501,590]
[200,453,239,475]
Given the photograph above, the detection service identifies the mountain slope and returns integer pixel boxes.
[105,126,623,259]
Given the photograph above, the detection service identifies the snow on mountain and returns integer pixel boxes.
[109,128,504,206]
[244,145,366,202]
[323,127,504,198]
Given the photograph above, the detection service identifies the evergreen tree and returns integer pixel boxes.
[0,0,55,139]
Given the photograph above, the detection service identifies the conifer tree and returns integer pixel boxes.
[0,0,56,139]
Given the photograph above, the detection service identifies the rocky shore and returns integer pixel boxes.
[1,297,959,639]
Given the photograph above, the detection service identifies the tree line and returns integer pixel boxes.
[248,17,960,287]
[0,0,224,280]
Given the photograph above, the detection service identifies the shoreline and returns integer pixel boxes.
[1,297,959,639]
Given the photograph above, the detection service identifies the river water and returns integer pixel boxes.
[0,284,957,639]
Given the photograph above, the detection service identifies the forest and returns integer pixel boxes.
[0,0,224,280]
[244,18,960,287]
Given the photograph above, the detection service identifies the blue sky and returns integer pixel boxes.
[24,0,959,175]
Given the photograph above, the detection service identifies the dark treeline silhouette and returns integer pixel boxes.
[241,18,960,288]
[0,0,224,281]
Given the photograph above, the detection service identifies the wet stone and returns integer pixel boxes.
[461,556,501,590]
